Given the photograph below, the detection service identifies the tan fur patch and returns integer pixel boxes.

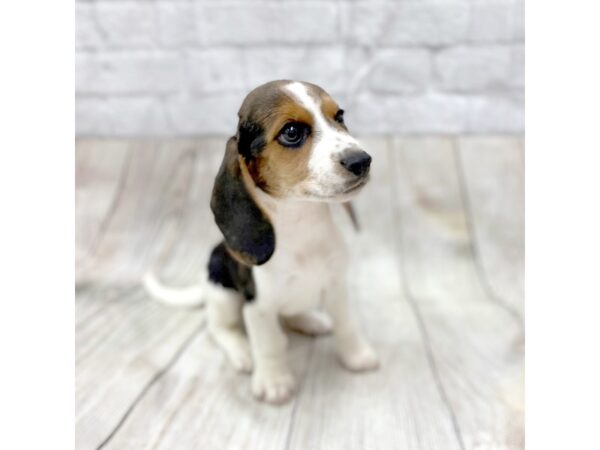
[226,246,255,266]
[238,153,274,236]
[320,95,339,121]
[300,82,343,126]
[246,94,315,197]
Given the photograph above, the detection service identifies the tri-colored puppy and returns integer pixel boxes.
[145,80,379,404]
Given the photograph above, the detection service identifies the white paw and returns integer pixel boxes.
[284,310,333,336]
[251,366,296,404]
[209,328,254,373]
[338,342,380,372]
[228,344,253,374]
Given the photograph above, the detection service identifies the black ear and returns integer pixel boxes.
[210,137,275,266]
[237,120,266,160]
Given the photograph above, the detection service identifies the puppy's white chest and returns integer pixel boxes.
[276,246,337,315]
[252,201,347,315]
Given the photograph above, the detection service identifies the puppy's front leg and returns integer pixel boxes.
[243,303,296,404]
[324,280,380,372]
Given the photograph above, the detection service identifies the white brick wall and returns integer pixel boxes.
[76,0,524,136]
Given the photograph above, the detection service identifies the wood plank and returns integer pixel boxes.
[75,137,524,449]
[76,138,229,449]
[78,140,188,283]
[390,138,524,450]
[149,138,227,284]
[75,140,131,275]
[456,137,524,318]
[76,139,223,285]
[75,284,143,363]
[98,140,315,449]
[102,328,312,450]
[286,139,463,450]
[75,286,205,450]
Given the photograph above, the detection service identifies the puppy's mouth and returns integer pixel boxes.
[316,175,370,202]
[299,174,370,202]
[341,175,370,195]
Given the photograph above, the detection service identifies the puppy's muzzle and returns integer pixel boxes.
[340,150,372,178]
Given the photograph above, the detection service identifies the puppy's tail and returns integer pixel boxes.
[142,272,205,308]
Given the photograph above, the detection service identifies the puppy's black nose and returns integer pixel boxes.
[340,151,372,177]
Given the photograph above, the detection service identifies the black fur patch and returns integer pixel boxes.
[210,137,276,266]
[208,242,256,301]
[237,120,266,160]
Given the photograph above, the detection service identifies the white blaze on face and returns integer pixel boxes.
[284,82,361,198]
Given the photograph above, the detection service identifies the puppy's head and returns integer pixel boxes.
[211,80,371,265]
[238,80,371,200]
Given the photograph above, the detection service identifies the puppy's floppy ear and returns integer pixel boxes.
[210,137,275,266]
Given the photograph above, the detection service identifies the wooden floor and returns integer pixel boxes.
[75,137,524,450]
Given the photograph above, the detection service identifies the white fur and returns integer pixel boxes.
[142,272,205,307]
[144,81,378,404]
[206,282,253,373]
[243,187,379,403]
[284,81,363,199]
[283,310,333,335]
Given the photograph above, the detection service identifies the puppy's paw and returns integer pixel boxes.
[228,343,253,374]
[251,366,296,404]
[337,339,380,372]
[284,310,333,336]
[210,328,254,373]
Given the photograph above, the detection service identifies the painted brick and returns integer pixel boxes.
[76,96,171,136]
[156,3,197,47]
[108,97,170,136]
[244,46,346,94]
[510,45,525,89]
[76,97,113,135]
[196,3,338,45]
[76,4,104,50]
[466,93,524,133]
[166,93,242,135]
[186,49,246,94]
[359,48,432,95]
[345,3,470,46]
[95,2,156,48]
[75,0,524,136]
[76,52,182,94]
[434,46,514,92]
[469,1,523,43]
[513,1,525,41]
[350,93,467,134]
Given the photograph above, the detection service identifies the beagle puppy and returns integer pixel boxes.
[145,80,379,404]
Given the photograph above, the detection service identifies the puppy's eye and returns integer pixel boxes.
[334,109,345,125]
[277,122,309,148]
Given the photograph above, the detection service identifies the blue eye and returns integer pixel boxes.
[277,122,309,148]
[334,109,345,124]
